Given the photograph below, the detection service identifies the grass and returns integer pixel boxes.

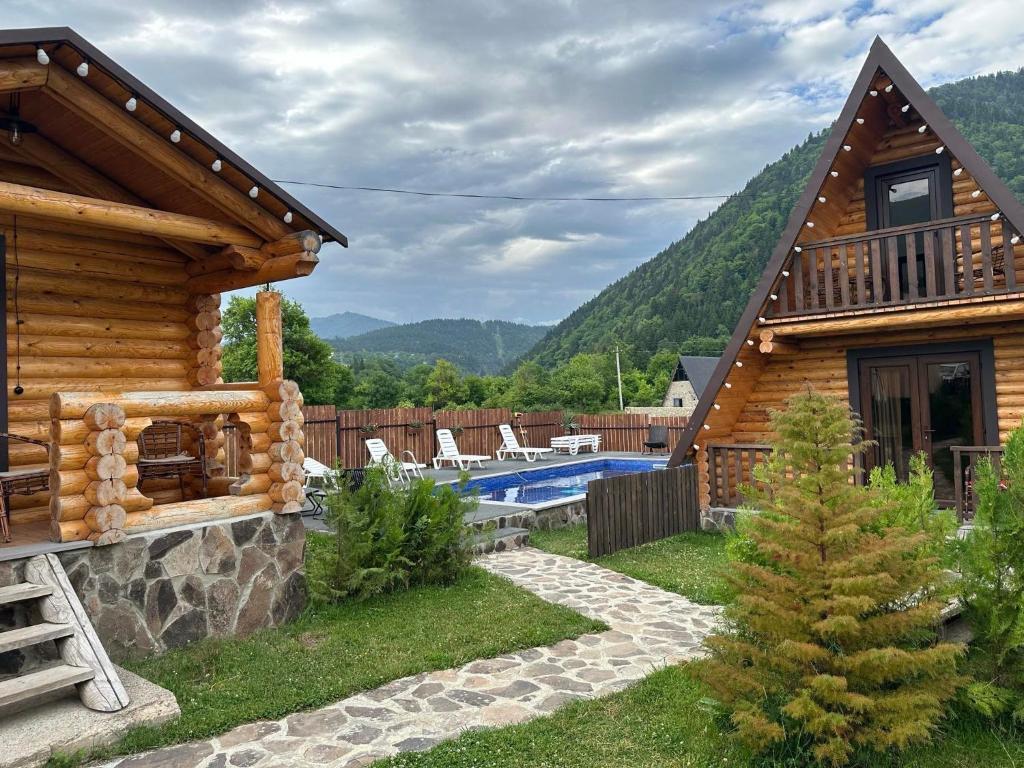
[529,525,731,605]
[379,665,1024,768]
[53,532,603,765]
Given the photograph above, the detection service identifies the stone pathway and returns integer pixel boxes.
[96,548,720,768]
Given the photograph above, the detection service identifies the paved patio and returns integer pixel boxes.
[95,547,718,768]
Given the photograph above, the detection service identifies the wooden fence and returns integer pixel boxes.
[586,464,699,557]
[300,406,687,469]
[575,413,690,453]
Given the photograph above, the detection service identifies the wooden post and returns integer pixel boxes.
[256,291,284,386]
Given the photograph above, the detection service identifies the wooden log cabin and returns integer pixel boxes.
[0,27,346,552]
[669,37,1024,523]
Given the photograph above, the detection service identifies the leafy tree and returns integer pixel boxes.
[221,293,350,405]
[352,370,404,409]
[549,354,611,410]
[959,427,1024,721]
[425,359,469,408]
[700,390,964,766]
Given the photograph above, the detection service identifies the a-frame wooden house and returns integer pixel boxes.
[669,37,1024,521]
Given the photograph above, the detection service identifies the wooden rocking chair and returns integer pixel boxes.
[0,433,50,543]
[137,421,208,500]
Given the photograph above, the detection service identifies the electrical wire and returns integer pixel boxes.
[270,179,740,202]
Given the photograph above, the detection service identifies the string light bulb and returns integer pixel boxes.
[283,211,293,224]
[918,124,928,133]
[830,170,839,178]
[125,96,137,112]
[818,195,826,203]
[1012,234,1020,245]
[842,144,852,152]
[746,339,754,346]
[856,117,865,124]
[954,167,964,177]
[794,246,802,253]
[935,146,945,154]
[736,360,745,367]
[168,129,180,143]
[901,104,910,113]
[806,221,815,228]
[703,424,711,430]
[76,60,89,77]
[885,84,894,92]
[782,270,790,277]
[991,212,1001,221]
[972,189,981,198]
[248,186,259,199]
[724,382,732,389]
[713,403,721,410]
[869,89,878,97]
[770,293,778,301]
[35,48,49,66]
[211,158,222,172]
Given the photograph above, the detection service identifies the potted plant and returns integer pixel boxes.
[562,411,579,435]
[358,423,380,435]
[450,425,465,437]
[406,419,425,436]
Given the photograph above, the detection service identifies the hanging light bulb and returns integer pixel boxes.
[918,124,928,133]
[806,221,815,228]
[724,382,732,389]
[713,403,721,410]
[36,48,49,66]
[885,84,894,92]
[703,424,711,430]
[169,129,181,143]
[248,186,259,199]
[991,212,1001,221]
[76,59,89,77]
[736,360,745,367]
[830,170,839,178]
[794,246,803,253]
[842,144,852,152]
[770,293,778,301]
[869,89,878,97]
[856,117,865,124]
[125,96,137,112]
[954,167,964,177]
[1012,234,1020,245]
[746,339,754,346]
[782,270,790,277]
[972,190,981,198]
[211,158,222,172]
[692,443,700,451]
[901,104,910,113]
[935,146,945,154]
[818,196,827,203]
[283,211,293,224]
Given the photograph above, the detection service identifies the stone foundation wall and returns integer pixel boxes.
[0,511,306,667]
[701,507,736,531]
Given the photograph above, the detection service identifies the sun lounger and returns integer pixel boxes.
[433,429,490,470]
[497,424,554,462]
[550,434,602,455]
[365,438,427,484]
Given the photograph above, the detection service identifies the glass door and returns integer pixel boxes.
[859,352,983,505]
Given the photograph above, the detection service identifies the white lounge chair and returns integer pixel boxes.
[433,429,490,470]
[365,438,426,484]
[497,424,553,462]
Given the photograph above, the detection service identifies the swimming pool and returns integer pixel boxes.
[456,458,668,506]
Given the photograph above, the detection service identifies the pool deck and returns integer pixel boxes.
[304,450,670,530]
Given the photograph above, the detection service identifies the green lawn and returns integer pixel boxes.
[380,665,1024,768]
[529,526,731,605]
[53,532,603,765]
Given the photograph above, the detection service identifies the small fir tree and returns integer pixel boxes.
[700,389,964,766]
[959,426,1024,721]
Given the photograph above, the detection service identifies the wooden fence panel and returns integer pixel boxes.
[434,408,511,459]
[334,407,435,469]
[302,404,338,468]
[517,411,563,449]
[587,465,698,557]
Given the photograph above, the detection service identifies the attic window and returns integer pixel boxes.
[864,154,952,231]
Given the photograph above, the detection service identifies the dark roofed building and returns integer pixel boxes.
[662,355,719,413]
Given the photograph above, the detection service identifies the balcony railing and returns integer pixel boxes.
[767,214,1022,319]
[707,443,772,507]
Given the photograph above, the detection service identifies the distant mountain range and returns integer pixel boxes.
[309,312,396,339]
[330,318,550,375]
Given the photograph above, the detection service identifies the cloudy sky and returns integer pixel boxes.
[9,1,1024,325]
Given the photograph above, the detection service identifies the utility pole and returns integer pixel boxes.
[615,346,624,411]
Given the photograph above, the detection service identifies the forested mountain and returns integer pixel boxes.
[526,68,1024,368]
[309,312,395,339]
[332,319,549,375]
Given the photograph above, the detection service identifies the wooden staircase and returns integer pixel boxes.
[0,554,129,714]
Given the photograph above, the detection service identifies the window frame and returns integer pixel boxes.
[864,153,953,231]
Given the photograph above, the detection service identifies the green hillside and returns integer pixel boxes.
[527,68,1024,368]
[333,318,549,375]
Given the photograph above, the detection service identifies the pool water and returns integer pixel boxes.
[456,459,668,505]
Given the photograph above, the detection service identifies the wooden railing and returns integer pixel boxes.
[768,215,1021,318]
[952,445,1003,523]
[707,443,772,508]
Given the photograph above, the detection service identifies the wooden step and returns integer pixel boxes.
[0,583,52,605]
[0,622,74,653]
[0,664,94,709]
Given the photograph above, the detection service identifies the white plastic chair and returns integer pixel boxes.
[365,438,426,484]
[497,424,553,462]
[433,429,490,470]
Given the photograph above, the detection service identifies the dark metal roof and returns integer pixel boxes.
[668,36,1024,466]
[0,26,348,247]
[676,355,719,397]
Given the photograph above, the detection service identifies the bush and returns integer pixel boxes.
[308,467,475,602]
[959,427,1024,722]
[699,390,965,767]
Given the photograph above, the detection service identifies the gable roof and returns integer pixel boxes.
[0,26,347,247]
[668,36,1024,467]
[676,355,719,397]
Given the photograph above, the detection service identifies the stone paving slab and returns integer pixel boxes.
[94,548,720,768]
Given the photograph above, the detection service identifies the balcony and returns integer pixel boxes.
[766,214,1022,321]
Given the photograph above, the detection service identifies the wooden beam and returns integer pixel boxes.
[13,133,209,260]
[184,230,323,276]
[759,340,799,355]
[41,61,291,243]
[186,251,319,293]
[0,60,47,94]
[0,180,263,247]
[256,291,284,385]
[768,298,1024,338]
